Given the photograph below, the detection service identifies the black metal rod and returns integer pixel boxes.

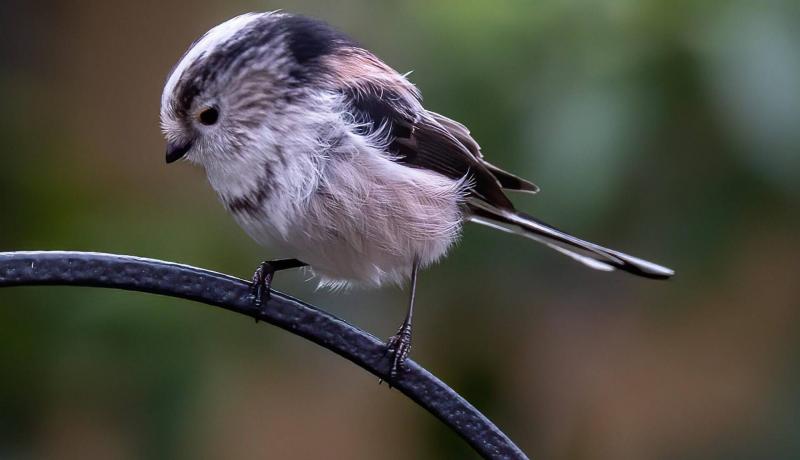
[0,251,528,460]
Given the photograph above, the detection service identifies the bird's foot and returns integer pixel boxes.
[250,261,276,314]
[385,322,412,382]
[249,259,308,320]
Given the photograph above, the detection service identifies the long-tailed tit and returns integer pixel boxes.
[160,12,674,378]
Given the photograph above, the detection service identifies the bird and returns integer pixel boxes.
[160,11,674,380]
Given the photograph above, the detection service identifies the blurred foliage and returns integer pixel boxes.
[1,0,799,459]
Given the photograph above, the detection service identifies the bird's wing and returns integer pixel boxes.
[428,111,539,194]
[341,86,536,209]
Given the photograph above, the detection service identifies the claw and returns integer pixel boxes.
[380,258,419,386]
[248,259,308,320]
[250,262,274,316]
[385,322,412,381]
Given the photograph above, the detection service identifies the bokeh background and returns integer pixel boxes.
[1,0,798,458]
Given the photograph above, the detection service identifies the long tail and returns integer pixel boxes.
[468,204,675,279]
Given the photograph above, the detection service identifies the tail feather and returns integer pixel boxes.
[468,206,675,280]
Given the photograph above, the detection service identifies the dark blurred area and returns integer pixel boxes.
[1,0,799,459]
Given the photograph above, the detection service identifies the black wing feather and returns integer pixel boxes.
[343,88,515,208]
[428,112,539,194]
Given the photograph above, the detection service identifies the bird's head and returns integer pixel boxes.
[159,12,355,167]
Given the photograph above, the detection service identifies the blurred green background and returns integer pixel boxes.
[1,0,799,459]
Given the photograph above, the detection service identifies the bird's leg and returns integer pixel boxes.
[386,258,420,381]
[251,259,307,310]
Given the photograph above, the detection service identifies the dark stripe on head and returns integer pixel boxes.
[173,14,285,118]
[279,15,356,65]
[278,15,358,85]
[171,13,357,118]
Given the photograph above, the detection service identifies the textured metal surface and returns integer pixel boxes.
[0,251,528,459]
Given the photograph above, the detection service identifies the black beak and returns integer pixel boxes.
[165,141,192,164]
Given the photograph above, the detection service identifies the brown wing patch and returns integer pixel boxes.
[322,47,421,113]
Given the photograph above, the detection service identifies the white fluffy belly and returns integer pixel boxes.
[234,154,467,288]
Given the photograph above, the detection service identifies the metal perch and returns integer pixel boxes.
[0,251,528,460]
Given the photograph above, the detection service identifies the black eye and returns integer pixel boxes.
[198,106,219,125]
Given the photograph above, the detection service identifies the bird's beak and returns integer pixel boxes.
[165,141,192,164]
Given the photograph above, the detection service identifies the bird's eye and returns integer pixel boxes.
[198,106,219,126]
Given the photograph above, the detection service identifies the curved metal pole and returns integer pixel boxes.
[0,251,528,460]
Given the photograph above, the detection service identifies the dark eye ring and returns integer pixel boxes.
[198,106,219,126]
